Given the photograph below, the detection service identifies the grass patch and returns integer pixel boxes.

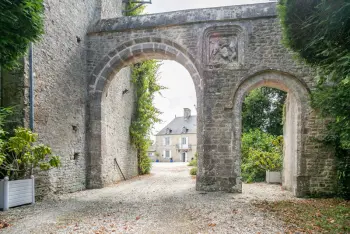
[254,199,350,233]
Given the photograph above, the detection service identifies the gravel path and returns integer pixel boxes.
[1,163,295,234]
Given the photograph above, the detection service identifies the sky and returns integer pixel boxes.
[145,0,274,136]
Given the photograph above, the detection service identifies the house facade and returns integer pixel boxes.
[151,108,197,162]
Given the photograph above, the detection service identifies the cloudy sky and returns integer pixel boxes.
[145,0,273,136]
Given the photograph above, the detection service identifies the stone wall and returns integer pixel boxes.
[4,1,336,197]
[87,2,337,196]
[101,67,138,185]
[20,0,128,195]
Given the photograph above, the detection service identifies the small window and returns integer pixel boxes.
[182,137,187,145]
[164,137,170,145]
[182,127,188,133]
[166,128,172,134]
[165,150,170,158]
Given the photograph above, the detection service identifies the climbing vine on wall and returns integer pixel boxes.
[126,2,163,175]
[130,61,162,174]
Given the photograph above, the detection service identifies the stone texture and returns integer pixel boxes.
[19,0,130,196]
[86,2,336,196]
[101,67,138,185]
[11,1,336,197]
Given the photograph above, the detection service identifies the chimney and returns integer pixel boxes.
[184,108,191,120]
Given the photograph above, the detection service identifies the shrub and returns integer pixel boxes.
[0,127,61,180]
[190,167,197,176]
[241,129,283,183]
[278,0,350,199]
[138,151,152,175]
[188,152,198,166]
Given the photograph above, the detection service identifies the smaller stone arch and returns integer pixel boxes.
[232,70,311,196]
[87,37,203,188]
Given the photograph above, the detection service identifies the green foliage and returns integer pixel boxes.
[278,0,350,198]
[243,87,286,136]
[130,60,163,175]
[190,167,197,176]
[0,127,61,180]
[125,1,146,16]
[0,0,44,69]
[188,152,198,166]
[126,2,163,175]
[241,129,283,183]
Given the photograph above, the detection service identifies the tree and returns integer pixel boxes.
[278,0,350,198]
[242,87,286,136]
[0,0,44,69]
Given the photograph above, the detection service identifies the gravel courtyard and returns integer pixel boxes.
[1,163,294,234]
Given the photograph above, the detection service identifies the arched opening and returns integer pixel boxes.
[232,70,310,196]
[87,38,202,188]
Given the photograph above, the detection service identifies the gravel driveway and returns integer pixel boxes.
[1,163,294,233]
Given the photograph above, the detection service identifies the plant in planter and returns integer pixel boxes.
[0,127,60,210]
[241,129,283,183]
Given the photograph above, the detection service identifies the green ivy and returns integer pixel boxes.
[278,0,350,199]
[130,61,163,174]
[0,0,44,69]
[125,2,163,175]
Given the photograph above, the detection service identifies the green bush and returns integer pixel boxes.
[188,152,198,166]
[0,108,60,180]
[0,0,44,69]
[241,129,283,183]
[0,127,61,180]
[138,152,152,174]
[188,159,197,167]
[278,0,350,198]
[190,167,197,176]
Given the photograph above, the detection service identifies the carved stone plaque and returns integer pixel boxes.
[203,26,245,69]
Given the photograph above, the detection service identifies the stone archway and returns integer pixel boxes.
[232,70,311,196]
[86,37,203,188]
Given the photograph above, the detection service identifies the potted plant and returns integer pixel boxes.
[0,128,60,211]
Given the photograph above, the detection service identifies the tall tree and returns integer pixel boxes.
[0,0,44,69]
[278,0,350,198]
[242,87,286,136]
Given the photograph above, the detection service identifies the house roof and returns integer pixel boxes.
[156,115,197,136]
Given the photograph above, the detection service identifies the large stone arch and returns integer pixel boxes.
[87,37,203,188]
[232,70,311,196]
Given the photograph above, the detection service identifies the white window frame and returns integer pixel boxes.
[165,150,171,158]
[164,137,170,146]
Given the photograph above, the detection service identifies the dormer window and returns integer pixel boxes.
[166,128,172,134]
[182,127,188,134]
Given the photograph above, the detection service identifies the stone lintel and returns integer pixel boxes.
[88,2,277,34]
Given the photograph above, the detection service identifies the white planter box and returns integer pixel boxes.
[0,176,35,211]
[266,171,282,184]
